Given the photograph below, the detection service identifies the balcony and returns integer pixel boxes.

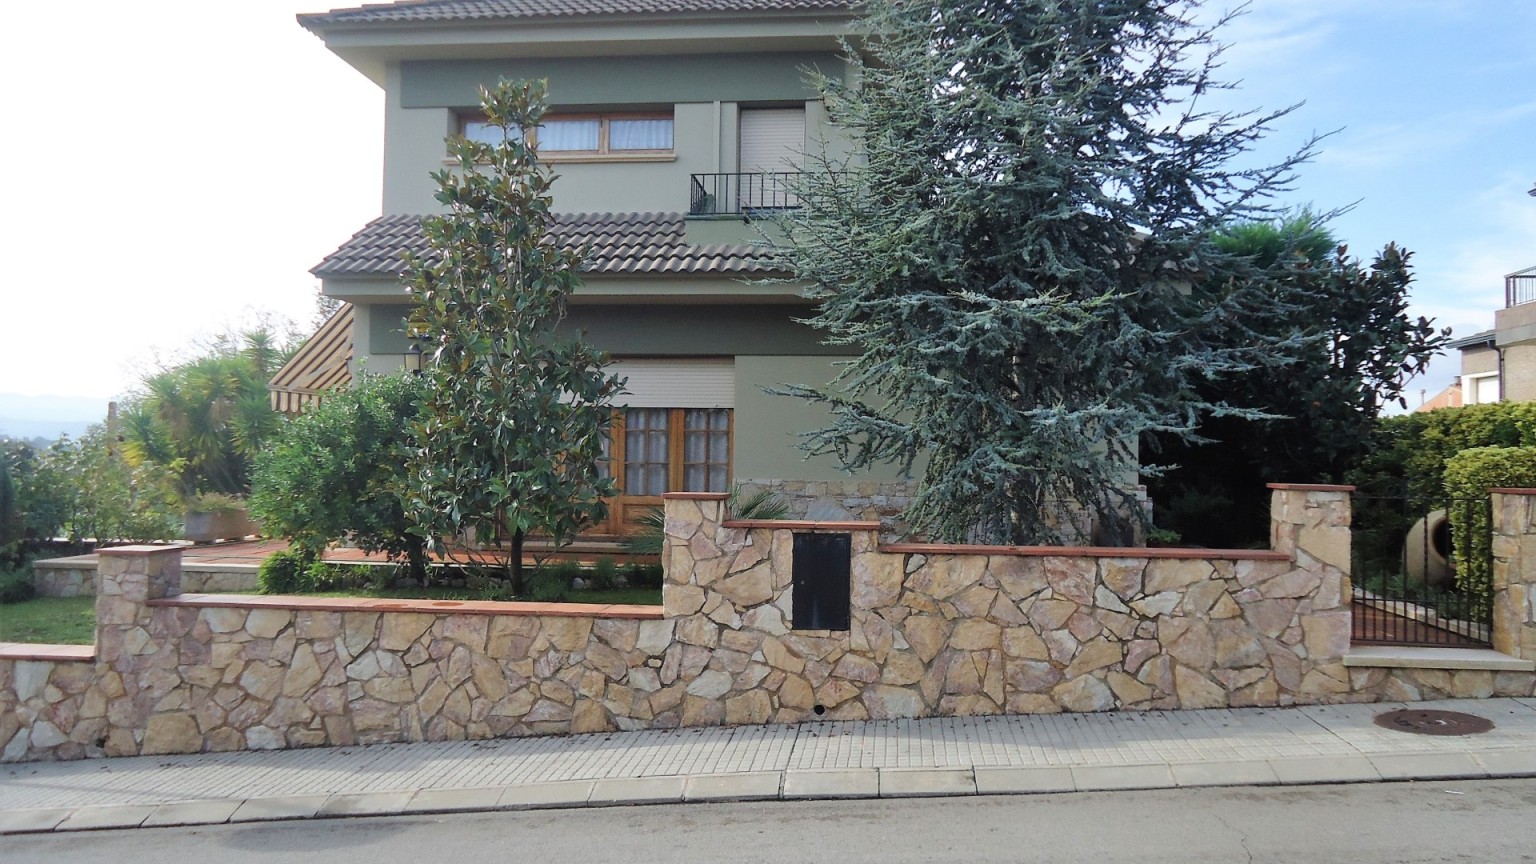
[1506,266,1536,308]
[689,172,800,217]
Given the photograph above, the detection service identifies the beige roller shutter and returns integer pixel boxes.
[609,359,735,408]
[739,107,806,172]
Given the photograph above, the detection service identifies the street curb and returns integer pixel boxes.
[5,754,1534,835]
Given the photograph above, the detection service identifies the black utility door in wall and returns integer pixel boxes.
[791,532,851,631]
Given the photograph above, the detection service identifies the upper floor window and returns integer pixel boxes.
[460,112,673,158]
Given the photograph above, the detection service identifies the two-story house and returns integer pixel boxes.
[1423,266,1536,411]
[287,0,915,536]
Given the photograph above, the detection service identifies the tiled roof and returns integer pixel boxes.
[300,0,852,27]
[312,213,779,277]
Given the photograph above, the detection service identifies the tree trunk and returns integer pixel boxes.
[511,528,525,596]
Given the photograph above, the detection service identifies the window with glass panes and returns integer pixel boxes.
[461,112,672,155]
[608,408,731,496]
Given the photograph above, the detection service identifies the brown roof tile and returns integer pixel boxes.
[300,0,852,28]
[312,212,779,277]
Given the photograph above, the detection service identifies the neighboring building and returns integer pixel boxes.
[292,0,913,536]
[1447,266,1536,407]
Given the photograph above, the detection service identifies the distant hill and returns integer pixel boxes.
[0,392,114,443]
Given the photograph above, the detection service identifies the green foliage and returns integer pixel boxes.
[249,373,431,579]
[19,426,183,544]
[0,569,37,604]
[1350,402,1536,503]
[1147,216,1449,546]
[1443,446,1536,599]
[120,325,295,497]
[626,486,791,556]
[773,0,1320,544]
[0,452,18,559]
[626,561,664,591]
[529,560,577,602]
[404,79,622,592]
[590,555,620,591]
[257,549,313,594]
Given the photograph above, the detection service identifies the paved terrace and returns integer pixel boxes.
[5,698,1535,833]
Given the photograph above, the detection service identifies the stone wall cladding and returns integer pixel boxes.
[735,478,916,531]
[663,494,1347,720]
[8,487,1536,764]
[31,561,258,597]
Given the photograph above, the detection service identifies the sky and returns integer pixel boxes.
[0,0,1532,424]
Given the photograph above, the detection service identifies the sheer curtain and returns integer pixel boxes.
[609,118,673,151]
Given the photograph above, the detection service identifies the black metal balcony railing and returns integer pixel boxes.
[1506,267,1536,308]
[689,172,801,217]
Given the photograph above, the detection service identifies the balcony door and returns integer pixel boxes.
[739,108,804,210]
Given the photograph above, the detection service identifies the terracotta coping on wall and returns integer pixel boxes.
[878,542,1293,561]
[660,492,730,501]
[148,593,665,620]
[1489,488,1536,495]
[0,642,96,661]
[723,519,884,531]
[1265,483,1357,492]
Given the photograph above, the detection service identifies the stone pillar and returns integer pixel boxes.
[1268,484,1353,673]
[1490,489,1536,660]
[95,545,182,756]
[661,493,727,619]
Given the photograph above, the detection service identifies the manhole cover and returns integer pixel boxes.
[1373,709,1494,736]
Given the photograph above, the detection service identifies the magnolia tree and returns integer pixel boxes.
[774,0,1321,545]
[404,79,623,592]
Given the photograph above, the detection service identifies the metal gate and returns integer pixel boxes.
[1350,495,1492,647]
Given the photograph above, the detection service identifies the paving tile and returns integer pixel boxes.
[316,791,417,818]
[55,804,157,831]
[974,767,1076,795]
[141,799,243,828]
[589,776,687,806]
[228,794,332,823]
[878,768,976,798]
[1169,760,1280,788]
[684,771,783,802]
[497,780,595,810]
[1071,764,1175,792]
[1368,752,1487,781]
[1472,749,1536,777]
[781,769,879,799]
[1267,755,1382,785]
[403,787,505,814]
[0,807,72,834]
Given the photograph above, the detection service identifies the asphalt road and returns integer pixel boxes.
[9,779,1536,863]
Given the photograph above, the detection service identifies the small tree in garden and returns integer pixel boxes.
[404,78,623,594]
[774,0,1317,545]
[248,373,431,581]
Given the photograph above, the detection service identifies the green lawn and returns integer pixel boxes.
[0,596,96,645]
[0,587,660,648]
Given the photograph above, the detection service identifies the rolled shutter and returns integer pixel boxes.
[608,359,735,408]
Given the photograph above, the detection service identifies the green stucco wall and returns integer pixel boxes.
[399,53,841,108]
[381,52,847,214]
[733,354,906,483]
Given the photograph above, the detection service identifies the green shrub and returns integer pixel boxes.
[0,569,36,604]
[589,556,620,590]
[257,549,312,594]
[627,562,664,590]
[1443,446,1536,599]
[1352,402,1536,503]
[529,561,575,602]
[249,373,431,581]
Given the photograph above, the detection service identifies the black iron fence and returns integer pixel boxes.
[688,172,801,216]
[1350,495,1492,646]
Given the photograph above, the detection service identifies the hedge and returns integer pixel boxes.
[1443,445,1536,599]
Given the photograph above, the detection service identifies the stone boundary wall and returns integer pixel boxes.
[31,559,258,597]
[8,485,1536,763]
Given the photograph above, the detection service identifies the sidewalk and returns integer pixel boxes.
[4,697,1535,834]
